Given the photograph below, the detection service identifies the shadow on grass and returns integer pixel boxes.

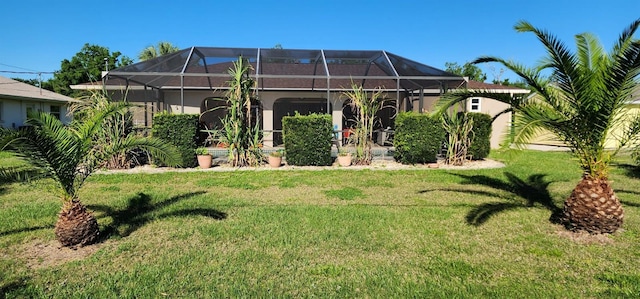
[420,172,563,226]
[611,161,640,179]
[0,225,54,237]
[616,190,640,208]
[0,167,43,196]
[88,191,227,241]
[0,277,29,298]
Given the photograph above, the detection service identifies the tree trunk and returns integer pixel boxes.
[563,176,624,234]
[55,199,100,247]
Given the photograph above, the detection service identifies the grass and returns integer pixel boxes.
[2,150,640,297]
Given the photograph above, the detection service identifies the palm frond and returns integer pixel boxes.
[473,56,550,99]
[101,136,182,168]
[474,19,640,178]
[514,21,580,100]
[0,167,45,184]
[433,89,525,118]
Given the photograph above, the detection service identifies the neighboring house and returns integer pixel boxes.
[70,47,528,148]
[0,76,77,128]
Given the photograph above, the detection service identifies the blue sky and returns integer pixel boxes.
[1,0,639,82]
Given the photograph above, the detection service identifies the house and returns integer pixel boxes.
[71,47,528,148]
[0,76,77,128]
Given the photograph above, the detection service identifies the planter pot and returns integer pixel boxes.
[268,155,282,168]
[197,154,213,169]
[337,154,352,167]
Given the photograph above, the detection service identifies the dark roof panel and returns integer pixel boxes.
[106,47,464,91]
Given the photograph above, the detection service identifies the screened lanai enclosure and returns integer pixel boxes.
[102,47,465,146]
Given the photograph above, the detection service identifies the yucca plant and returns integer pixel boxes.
[342,83,389,165]
[216,57,263,167]
[434,91,529,145]
[442,111,474,166]
[465,20,640,234]
[0,101,181,247]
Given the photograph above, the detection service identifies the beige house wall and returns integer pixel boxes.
[606,104,640,149]
[468,97,512,149]
[409,96,440,113]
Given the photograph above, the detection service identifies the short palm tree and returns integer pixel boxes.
[1,102,181,247]
[468,20,640,234]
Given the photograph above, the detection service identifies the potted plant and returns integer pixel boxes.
[196,147,212,169]
[337,148,351,167]
[268,150,284,168]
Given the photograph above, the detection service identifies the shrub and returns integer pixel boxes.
[269,149,284,158]
[341,83,389,165]
[195,147,210,155]
[394,112,445,164]
[442,111,473,165]
[283,113,333,166]
[152,113,199,168]
[467,113,492,160]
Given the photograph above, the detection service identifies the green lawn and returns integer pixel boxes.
[2,150,640,298]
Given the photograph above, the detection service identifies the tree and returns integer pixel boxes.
[464,20,640,234]
[492,77,529,89]
[445,62,487,82]
[12,77,54,91]
[138,41,179,61]
[0,94,180,247]
[50,44,132,97]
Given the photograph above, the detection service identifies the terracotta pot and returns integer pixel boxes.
[337,154,351,167]
[268,155,282,168]
[197,154,213,169]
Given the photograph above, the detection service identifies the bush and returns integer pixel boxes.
[467,113,492,160]
[152,113,199,168]
[632,147,640,167]
[394,112,445,164]
[282,113,333,166]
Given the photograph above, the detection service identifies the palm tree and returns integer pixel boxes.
[0,100,181,247]
[138,41,179,61]
[449,20,640,234]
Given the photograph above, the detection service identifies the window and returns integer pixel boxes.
[0,101,3,122]
[26,104,34,118]
[50,105,61,120]
[470,98,481,112]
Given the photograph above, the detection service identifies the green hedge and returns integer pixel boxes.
[282,113,333,166]
[467,113,492,160]
[393,112,445,164]
[152,113,199,168]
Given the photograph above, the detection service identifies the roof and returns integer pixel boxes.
[104,47,465,92]
[0,76,79,103]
